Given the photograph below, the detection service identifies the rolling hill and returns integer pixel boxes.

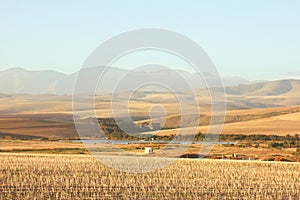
[0,68,300,139]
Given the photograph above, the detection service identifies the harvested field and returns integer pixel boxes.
[1,154,300,199]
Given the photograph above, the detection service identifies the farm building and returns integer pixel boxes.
[144,147,153,154]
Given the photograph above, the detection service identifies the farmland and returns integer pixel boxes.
[1,153,300,199]
[1,83,300,198]
[1,1,300,198]
[2,93,300,140]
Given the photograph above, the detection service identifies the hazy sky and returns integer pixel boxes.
[0,0,299,80]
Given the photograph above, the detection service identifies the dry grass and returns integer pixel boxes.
[0,153,300,199]
[0,140,84,151]
[212,114,300,135]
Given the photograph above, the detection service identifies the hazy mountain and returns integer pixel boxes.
[0,67,252,94]
[0,67,66,94]
[0,67,298,98]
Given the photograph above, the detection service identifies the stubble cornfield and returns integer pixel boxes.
[0,153,300,199]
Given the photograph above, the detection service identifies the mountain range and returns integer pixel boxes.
[0,67,251,94]
[1,67,300,107]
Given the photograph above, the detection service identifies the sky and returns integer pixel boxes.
[0,0,300,81]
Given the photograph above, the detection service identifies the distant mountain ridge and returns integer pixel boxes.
[0,67,66,94]
[1,67,298,97]
[0,67,251,94]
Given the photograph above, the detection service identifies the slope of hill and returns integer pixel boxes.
[225,79,300,108]
[150,106,300,136]
[0,92,300,138]
[135,106,300,130]
[226,79,300,96]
